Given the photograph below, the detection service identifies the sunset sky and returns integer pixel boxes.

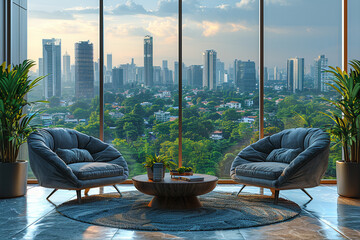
[28,0,359,72]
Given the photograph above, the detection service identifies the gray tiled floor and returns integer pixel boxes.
[1,184,359,240]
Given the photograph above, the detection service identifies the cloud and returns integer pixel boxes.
[112,1,148,15]
[65,6,98,14]
[146,17,178,43]
[216,4,230,10]
[201,21,252,37]
[236,0,256,9]
[29,10,75,20]
[202,21,221,37]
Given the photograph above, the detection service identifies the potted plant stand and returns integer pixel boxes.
[0,60,44,198]
[336,161,360,197]
[0,161,28,198]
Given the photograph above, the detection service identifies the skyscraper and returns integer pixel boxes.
[112,67,124,90]
[314,55,329,92]
[188,65,203,88]
[75,41,94,99]
[236,60,256,92]
[203,50,217,90]
[63,52,71,83]
[274,66,278,81]
[162,60,171,86]
[216,59,225,85]
[287,57,304,93]
[106,53,112,71]
[264,67,268,82]
[42,38,61,99]
[144,35,153,87]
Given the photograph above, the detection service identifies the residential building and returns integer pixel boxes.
[154,110,170,122]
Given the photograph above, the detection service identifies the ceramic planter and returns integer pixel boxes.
[336,161,360,198]
[0,160,28,198]
[146,166,165,180]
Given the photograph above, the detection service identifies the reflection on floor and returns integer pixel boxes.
[1,184,359,240]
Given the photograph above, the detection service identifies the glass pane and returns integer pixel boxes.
[264,0,341,179]
[182,0,259,178]
[349,0,360,61]
[104,0,178,178]
[27,0,99,179]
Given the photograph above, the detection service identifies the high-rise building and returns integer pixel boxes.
[63,52,71,83]
[203,50,217,90]
[188,65,203,88]
[314,55,329,92]
[216,59,225,85]
[287,57,304,93]
[112,67,124,90]
[274,66,278,81]
[236,60,256,92]
[75,41,94,99]
[162,60,172,86]
[106,54,112,71]
[153,66,161,85]
[144,35,153,87]
[264,67,268,82]
[42,38,61,99]
[38,58,44,77]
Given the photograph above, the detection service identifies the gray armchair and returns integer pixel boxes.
[28,128,129,203]
[230,128,330,203]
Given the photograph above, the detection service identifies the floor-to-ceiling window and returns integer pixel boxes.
[263,0,341,178]
[103,0,178,177]
[27,0,99,178]
[349,0,360,61]
[26,0,350,180]
[180,0,259,178]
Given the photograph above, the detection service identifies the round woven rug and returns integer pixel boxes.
[56,191,301,231]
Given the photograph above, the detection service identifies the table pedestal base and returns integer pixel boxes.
[148,196,202,209]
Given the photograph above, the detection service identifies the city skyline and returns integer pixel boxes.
[28,0,360,72]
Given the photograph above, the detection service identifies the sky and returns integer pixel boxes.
[28,0,360,73]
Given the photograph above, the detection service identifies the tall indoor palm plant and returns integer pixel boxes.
[324,59,360,197]
[0,59,44,198]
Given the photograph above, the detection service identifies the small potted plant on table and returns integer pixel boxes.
[142,154,176,180]
[170,166,193,178]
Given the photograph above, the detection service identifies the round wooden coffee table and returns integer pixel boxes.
[132,173,218,209]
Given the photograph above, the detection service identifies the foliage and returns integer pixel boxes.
[142,154,176,170]
[0,60,45,163]
[323,60,360,163]
[172,166,193,174]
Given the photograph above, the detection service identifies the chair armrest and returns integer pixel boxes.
[276,142,330,188]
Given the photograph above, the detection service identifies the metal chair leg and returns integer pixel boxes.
[84,188,90,196]
[301,188,313,200]
[237,185,246,196]
[113,185,122,197]
[76,190,82,204]
[46,189,58,200]
[274,190,279,204]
